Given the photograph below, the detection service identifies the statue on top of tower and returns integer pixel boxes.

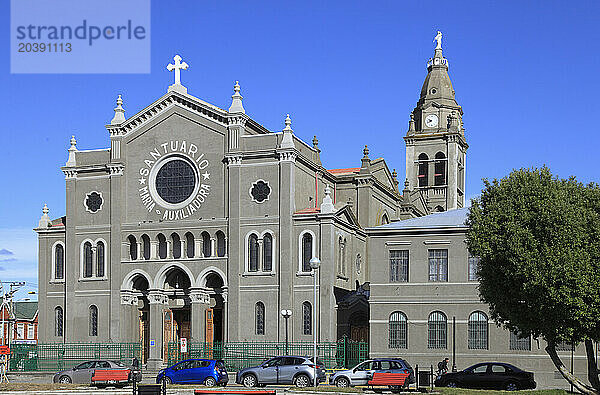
[434,31,443,50]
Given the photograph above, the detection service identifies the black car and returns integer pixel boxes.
[434,362,536,391]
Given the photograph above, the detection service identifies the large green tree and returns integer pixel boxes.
[466,167,600,393]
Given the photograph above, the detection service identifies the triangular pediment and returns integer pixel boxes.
[333,205,361,229]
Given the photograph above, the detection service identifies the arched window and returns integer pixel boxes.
[185,232,195,258]
[157,234,167,259]
[381,213,390,225]
[428,311,447,349]
[128,235,137,261]
[142,234,150,260]
[55,307,63,337]
[202,232,211,257]
[302,233,313,272]
[337,237,343,275]
[434,152,446,186]
[263,233,272,272]
[217,231,226,257]
[171,233,181,259]
[468,311,488,349]
[255,302,265,335]
[248,234,259,272]
[89,305,98,336]
[418,153,429,187]
[54,243,64,280]
[96,241,105,278]
[83,241,93,278]
[303,301,312,335]
[389,311,407,349]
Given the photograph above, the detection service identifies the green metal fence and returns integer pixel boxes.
[8,342,142,372]
[166,338,368,370]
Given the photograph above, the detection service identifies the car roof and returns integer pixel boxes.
[468,362,521,370]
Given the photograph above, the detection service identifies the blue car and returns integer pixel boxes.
[156,359,228,386]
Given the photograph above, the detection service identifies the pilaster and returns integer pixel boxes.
[225,154,242,341]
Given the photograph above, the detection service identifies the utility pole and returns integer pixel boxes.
[1,282,25,350]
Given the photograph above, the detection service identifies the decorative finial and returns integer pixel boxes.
[228,80,245,113]
[284,114,292,131]
[167,55,189,94]
[111,95,126,125]
[312,135,319,149]
[434,31,442,50]
[404,178,409,189]
[392,169,397,179]
[66,135,77,167]
[321,184,335,214]
[280,113,295,149]
[408,113,416,134]
[38,203,51,228]
[363,145,369,158]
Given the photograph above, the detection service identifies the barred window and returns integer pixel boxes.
[428,311,447,349]
[83,242,93,278]
[96,241,105,277]
[510,330,531,351]
[89,305,98,336]
[390,250,409,282]
[248,234,259,272]
[556,341,574,351]
[55,307,63,337]
[255,302,265,335]
[263,233,272,271]
[468,311,488,349]
[468,255,480,281]
[302,233,313,272]
[428,249,448,282]
[389,311,407,349]
[55,244,64,280]
[303,301,312,335]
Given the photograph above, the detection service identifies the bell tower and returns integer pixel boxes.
[404,32,468,211]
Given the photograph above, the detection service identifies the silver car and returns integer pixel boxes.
[52,360,142,384]
[236,356,326,387]
[330,358,415,388]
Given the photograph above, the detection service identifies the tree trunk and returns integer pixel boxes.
[545,341,598,395]
[585,339,600,391]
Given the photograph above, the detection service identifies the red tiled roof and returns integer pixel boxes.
[294,207,321,214]
[327,167,360,176]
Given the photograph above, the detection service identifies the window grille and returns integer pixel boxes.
[96,241,104,277]
[556,341,574,351]
[303,302,312,335]
[55,307,63,337]
[248,234,259,272]
[468,254,480,281]
[428,311,447,349]
[155,159,196,204]
[302,233,312,272]
[84,242,93,278]
[89,305,98,336]
[468,311,488,349]
[255,302,265,335]
[390,250,409,282]
[510,330,531,351]
[55,244,64,279]
[434,152,446,186]
[428,249,448,281]
[263,233,272,271]
[418,153,429,187]
[389,311,407,349]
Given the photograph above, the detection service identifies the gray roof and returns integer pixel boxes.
[369,207,469,230]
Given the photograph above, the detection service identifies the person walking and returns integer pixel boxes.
[437,358,449,376]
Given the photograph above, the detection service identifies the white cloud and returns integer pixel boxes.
[0,228,38,299]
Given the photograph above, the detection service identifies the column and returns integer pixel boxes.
[447,139,458,210]
[224,237,228,256]
[120,291,139,341]
[121,241,129,261]
[150,241,159,260]
[180,240,187,259]
[147,290,167,370]
[136,242,142,260]
[190,289,210,342]
[167,240,173,259]
[257,239,263,271]
[194,238,202,259]
[210,238,216,258]
[221,288,228,342]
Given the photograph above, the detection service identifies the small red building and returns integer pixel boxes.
[0,301,38,345]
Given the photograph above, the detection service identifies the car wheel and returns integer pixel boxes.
[242,374,257,388]
[505,381,519,391]
[204,377,217,387]
[294,374,310,388]
[335,377,350,388]
[58,375,71,384]
[161,376,172,385]
[446,380,458,388]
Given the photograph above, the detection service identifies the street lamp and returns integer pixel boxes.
[280,309,292,355]
[309,257,321,387]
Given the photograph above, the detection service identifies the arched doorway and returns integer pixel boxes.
[205,273,225,343]
[161,267,192,359]
[131,275,150,363]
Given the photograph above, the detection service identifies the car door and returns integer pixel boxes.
[488,364,510,389]
[462,364,489,389]
[172,361,192,383]
[71,361,96,383]
[193,360,212,383]
[259,357,282,384]
[277,357,298,384]
[351,361,374,386]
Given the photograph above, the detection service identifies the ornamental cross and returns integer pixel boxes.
[167,55,189,85]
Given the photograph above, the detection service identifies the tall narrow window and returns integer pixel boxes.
[202,232,211,257]
[434,152,446,186]
[390,250,409,282]
[55,307,63,337]
[157,234,167,259]
[128,235,137,261]
[468,311,488,349]
[248,234,259,272]
[428,249,448,282]
[55,244,64,280]
[389,312,407,349]
[89,305,98,336]
[510,330,531,351]
[255,302,265,335]
[217,231,226,257]
[185,232,195,258]
[96,241,105,277]
[468,254,480,281]
[171,233,181,259]
[418,153,429,187]
[142,234,150,260]
[428,311,447,349]
[303,302,312,335]
[83,242,93,278]
[302,233,313,272]
[263,233,272,272]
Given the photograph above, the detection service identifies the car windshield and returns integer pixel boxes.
[355,361,372,371]
[111,361,125,367]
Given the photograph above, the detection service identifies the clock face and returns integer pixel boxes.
[425,114,439,128]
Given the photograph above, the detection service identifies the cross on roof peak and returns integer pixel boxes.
[167,54,189,94]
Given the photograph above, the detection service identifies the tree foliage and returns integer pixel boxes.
[466,167,600,392]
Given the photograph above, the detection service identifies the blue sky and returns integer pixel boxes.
[1,1,599,299]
